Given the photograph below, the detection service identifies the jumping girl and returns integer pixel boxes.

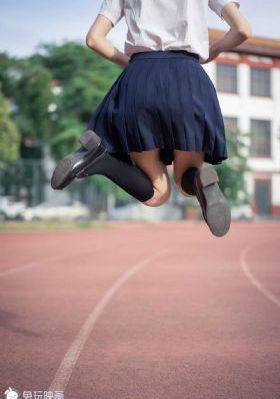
[51,0,252,237]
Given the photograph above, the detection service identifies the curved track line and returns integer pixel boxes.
[240,244,280,309]
[48,248,172,392]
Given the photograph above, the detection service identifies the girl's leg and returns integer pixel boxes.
[173,150,205,196]
[51,130,155,203]
[129,149,172,207]
[173,149,231,237]
[81,152,155,202]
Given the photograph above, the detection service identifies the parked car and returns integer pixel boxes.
[21,200,90,221]
[0,196,26,221]
[231,204,253,220]
[107,201,182,221]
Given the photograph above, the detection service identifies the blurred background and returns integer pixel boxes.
[0,0,280,226]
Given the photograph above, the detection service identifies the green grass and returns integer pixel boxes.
[0,219,110,233]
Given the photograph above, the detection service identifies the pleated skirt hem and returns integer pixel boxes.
[105,146,227,167]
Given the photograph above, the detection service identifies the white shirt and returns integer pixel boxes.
[98,0,240,64]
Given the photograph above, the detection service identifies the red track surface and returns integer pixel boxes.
[0,221,279,398]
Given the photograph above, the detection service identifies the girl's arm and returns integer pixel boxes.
[86,14,130,68]
[202,1,253,64]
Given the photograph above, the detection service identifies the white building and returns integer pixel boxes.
[203,28,280,217]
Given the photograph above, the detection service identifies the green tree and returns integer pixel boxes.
[36,41,121,117]
[0,54,54,143]
[34,42,122,155]
[216,127,250,206]
[0,52,22,98]
[0,89,20,168]
[15,63,54,142]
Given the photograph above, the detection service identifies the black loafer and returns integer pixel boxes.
[194,166,231,237]
[51,130,107,190]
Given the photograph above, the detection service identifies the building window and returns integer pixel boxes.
[216,64,238,93]
[250,67,271,97]
[224,117,238,134]
[254,179,272,215]
[250,119,271,157]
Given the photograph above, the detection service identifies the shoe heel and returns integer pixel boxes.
[199,166,219,188]
[79,130,102,151]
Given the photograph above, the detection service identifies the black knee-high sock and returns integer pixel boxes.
[82,152,154,202]
[181,167,198,196]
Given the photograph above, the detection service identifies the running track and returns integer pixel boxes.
[0,221,279,398]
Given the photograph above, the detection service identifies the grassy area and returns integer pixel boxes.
[0,219,110,233]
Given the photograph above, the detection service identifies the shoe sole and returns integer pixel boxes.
[195,167,231,237]
[51,130,106,190]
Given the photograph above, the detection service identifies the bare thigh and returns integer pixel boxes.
[129,149,171,207]
[173,150,205,197]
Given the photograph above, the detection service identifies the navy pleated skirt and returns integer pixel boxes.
[87,49,228,166]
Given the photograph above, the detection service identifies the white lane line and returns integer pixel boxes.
[0,249,97,279]
[0,260,42,278]
[240,244,280,309]
[48,248,172,392]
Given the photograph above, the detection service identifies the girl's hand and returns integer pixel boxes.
[201,2,252,65]
[200,46,220,64]
[120,54,131,68]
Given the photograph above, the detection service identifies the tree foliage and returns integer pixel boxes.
[34,42,123,157]
[15,63,54,141]
[0,43,123,157]
[215,128,250,206]
[0,89,20,168]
